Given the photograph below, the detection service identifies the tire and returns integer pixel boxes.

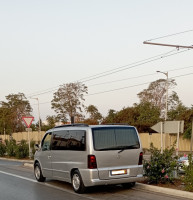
[34,162,46,182]
[71,170,86,193]
[122,182,136,189]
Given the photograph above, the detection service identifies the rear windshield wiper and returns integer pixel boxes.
[118,144,139,153]
[97,146,119,151]
[97,144,139,152]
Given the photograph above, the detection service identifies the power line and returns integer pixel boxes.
[29,89,58,98]
[28,86,59,97]
[27,48,191,98]
[79,49,177,82]
[169,65,193,72]
[31,101,51,106]
[89,65,193,87]
[172,72,193,79]
[27,49,176,97]
[146,29,193,42]
[89,73,156,87]
[80,49,190,83]
[87,82,150,96]
[34,72,193,105]
[28,48,191,98]
[86,72,193,96]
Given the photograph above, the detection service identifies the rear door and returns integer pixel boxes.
[92,127,141,180]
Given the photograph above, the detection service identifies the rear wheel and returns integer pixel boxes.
[122,182,136,189]
[72,170,86,193]
[34,163,46,182]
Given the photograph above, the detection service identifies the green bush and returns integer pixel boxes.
[15,140,29,159]
[30,140,36,159]
[183,154,193,191]
[5,139,9,146]
[143,143,178,184]
[6,139,17,157]
[0,142,6,156]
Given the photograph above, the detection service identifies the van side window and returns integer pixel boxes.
[52,130,86,151]
[42,132,52,151]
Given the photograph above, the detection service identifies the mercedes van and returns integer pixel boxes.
[34,124,143,193]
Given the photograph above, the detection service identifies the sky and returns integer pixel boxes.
[0,0,193,122]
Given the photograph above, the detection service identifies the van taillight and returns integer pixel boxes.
[138,152,143,165]
[88,155,97,169]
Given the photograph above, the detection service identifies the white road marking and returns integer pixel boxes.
[0,170,37,182]
[0,170,99,200]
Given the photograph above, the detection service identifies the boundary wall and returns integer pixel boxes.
[0,132,191,152]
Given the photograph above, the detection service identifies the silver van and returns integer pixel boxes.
[34,124,143,193]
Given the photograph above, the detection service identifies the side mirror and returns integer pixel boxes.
[34,144,40,151]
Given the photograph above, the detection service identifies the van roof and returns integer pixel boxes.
[51,123,133,130]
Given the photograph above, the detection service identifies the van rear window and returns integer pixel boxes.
[92,127,140,151]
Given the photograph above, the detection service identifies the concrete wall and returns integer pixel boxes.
[139,133,190,152]
[0,131,191,152]
[0,131,45,143]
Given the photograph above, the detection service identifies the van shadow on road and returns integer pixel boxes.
[46,179,130,194]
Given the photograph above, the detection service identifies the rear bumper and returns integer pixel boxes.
[86,174,143,186]
[80,167,143,187]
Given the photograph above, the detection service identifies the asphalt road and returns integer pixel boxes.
[0,159,191,200]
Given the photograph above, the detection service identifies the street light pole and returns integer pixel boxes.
[156,71,168,121]
[157,71,168,152]
[30,97,41,133]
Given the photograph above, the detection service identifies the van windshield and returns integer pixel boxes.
[92,127,140,151]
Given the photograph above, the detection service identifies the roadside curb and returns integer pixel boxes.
[135,182,193,199]
[0,157,33,163]
[23,163,33,168]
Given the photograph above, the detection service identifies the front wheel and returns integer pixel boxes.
[34,163,46,182]
[72,170,86,193]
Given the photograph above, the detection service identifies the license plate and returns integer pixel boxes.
[111,169,127,176]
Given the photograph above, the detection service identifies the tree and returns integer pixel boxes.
[102,102,160,132]
[135,102,160,132]
[168,91,181,110]
[167,103,187,121]
[51,82,88,123]
[102,109,117,124]
[0,106,12,134]
[137,79,180,117]
[40,115,59,131]
[168,104,193,139]
[0,93,32,133]
[116,107,139,126]
[85,105,102,124]
[46,115,58,127]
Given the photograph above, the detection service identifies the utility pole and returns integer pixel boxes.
[145,41,192,154]
[30,97,41,132]
[36,98,41,133]
[143,41,193,49]
[30,97,41,141]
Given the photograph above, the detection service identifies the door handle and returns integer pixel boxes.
[48,155,51,159]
